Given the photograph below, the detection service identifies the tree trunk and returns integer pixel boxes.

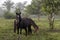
[48,13,55,30]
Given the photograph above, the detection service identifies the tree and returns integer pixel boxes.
[4,11,15,19]
[25,0,42,20]
[15,1,27,17]
[2,0,14,19]
[3,0,14,12]
[16,1,27,12]
[41,0,60,30]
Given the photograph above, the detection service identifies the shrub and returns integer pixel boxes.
[4,11,15,19]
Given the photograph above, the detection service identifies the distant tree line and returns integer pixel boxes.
[2,0,27,19]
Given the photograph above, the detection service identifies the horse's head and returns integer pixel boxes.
[34,26,39,33]
[16,12,21,22]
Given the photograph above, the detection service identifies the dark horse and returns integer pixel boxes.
[14,12,39,36]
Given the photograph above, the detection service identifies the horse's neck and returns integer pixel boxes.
[19,15,22,22]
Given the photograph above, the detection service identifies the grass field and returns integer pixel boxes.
[0,18,60,40]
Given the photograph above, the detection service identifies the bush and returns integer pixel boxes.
[4,12,15,19]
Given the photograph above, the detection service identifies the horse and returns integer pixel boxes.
[14,12,39,36]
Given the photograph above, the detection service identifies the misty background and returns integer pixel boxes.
[0,0,60,19]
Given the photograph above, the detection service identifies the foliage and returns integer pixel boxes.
[4,11,15,19]
[15,1,27,12]
[41,0,60,14]
[25,0,41,15]
[3,0,14,11]
[41,0,60,30]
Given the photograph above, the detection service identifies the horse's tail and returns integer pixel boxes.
[14,20,16,33]
[29,19,39,32]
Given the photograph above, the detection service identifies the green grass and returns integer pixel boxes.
[0,18,60,40]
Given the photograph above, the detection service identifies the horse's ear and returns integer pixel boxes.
[16,13,18,15]
[16,13,19,15]
[16,13,17,15]
[16,12,21,15]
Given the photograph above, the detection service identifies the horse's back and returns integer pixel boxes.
[22,18,32,25]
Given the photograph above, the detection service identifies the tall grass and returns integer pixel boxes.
[0,18,60,40]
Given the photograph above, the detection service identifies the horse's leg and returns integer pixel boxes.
[28,25,32,35]
[20,28,22,34]
[17,26,19,34]
[24,28,27,36]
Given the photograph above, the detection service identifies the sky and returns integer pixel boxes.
[0,0,32,7]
